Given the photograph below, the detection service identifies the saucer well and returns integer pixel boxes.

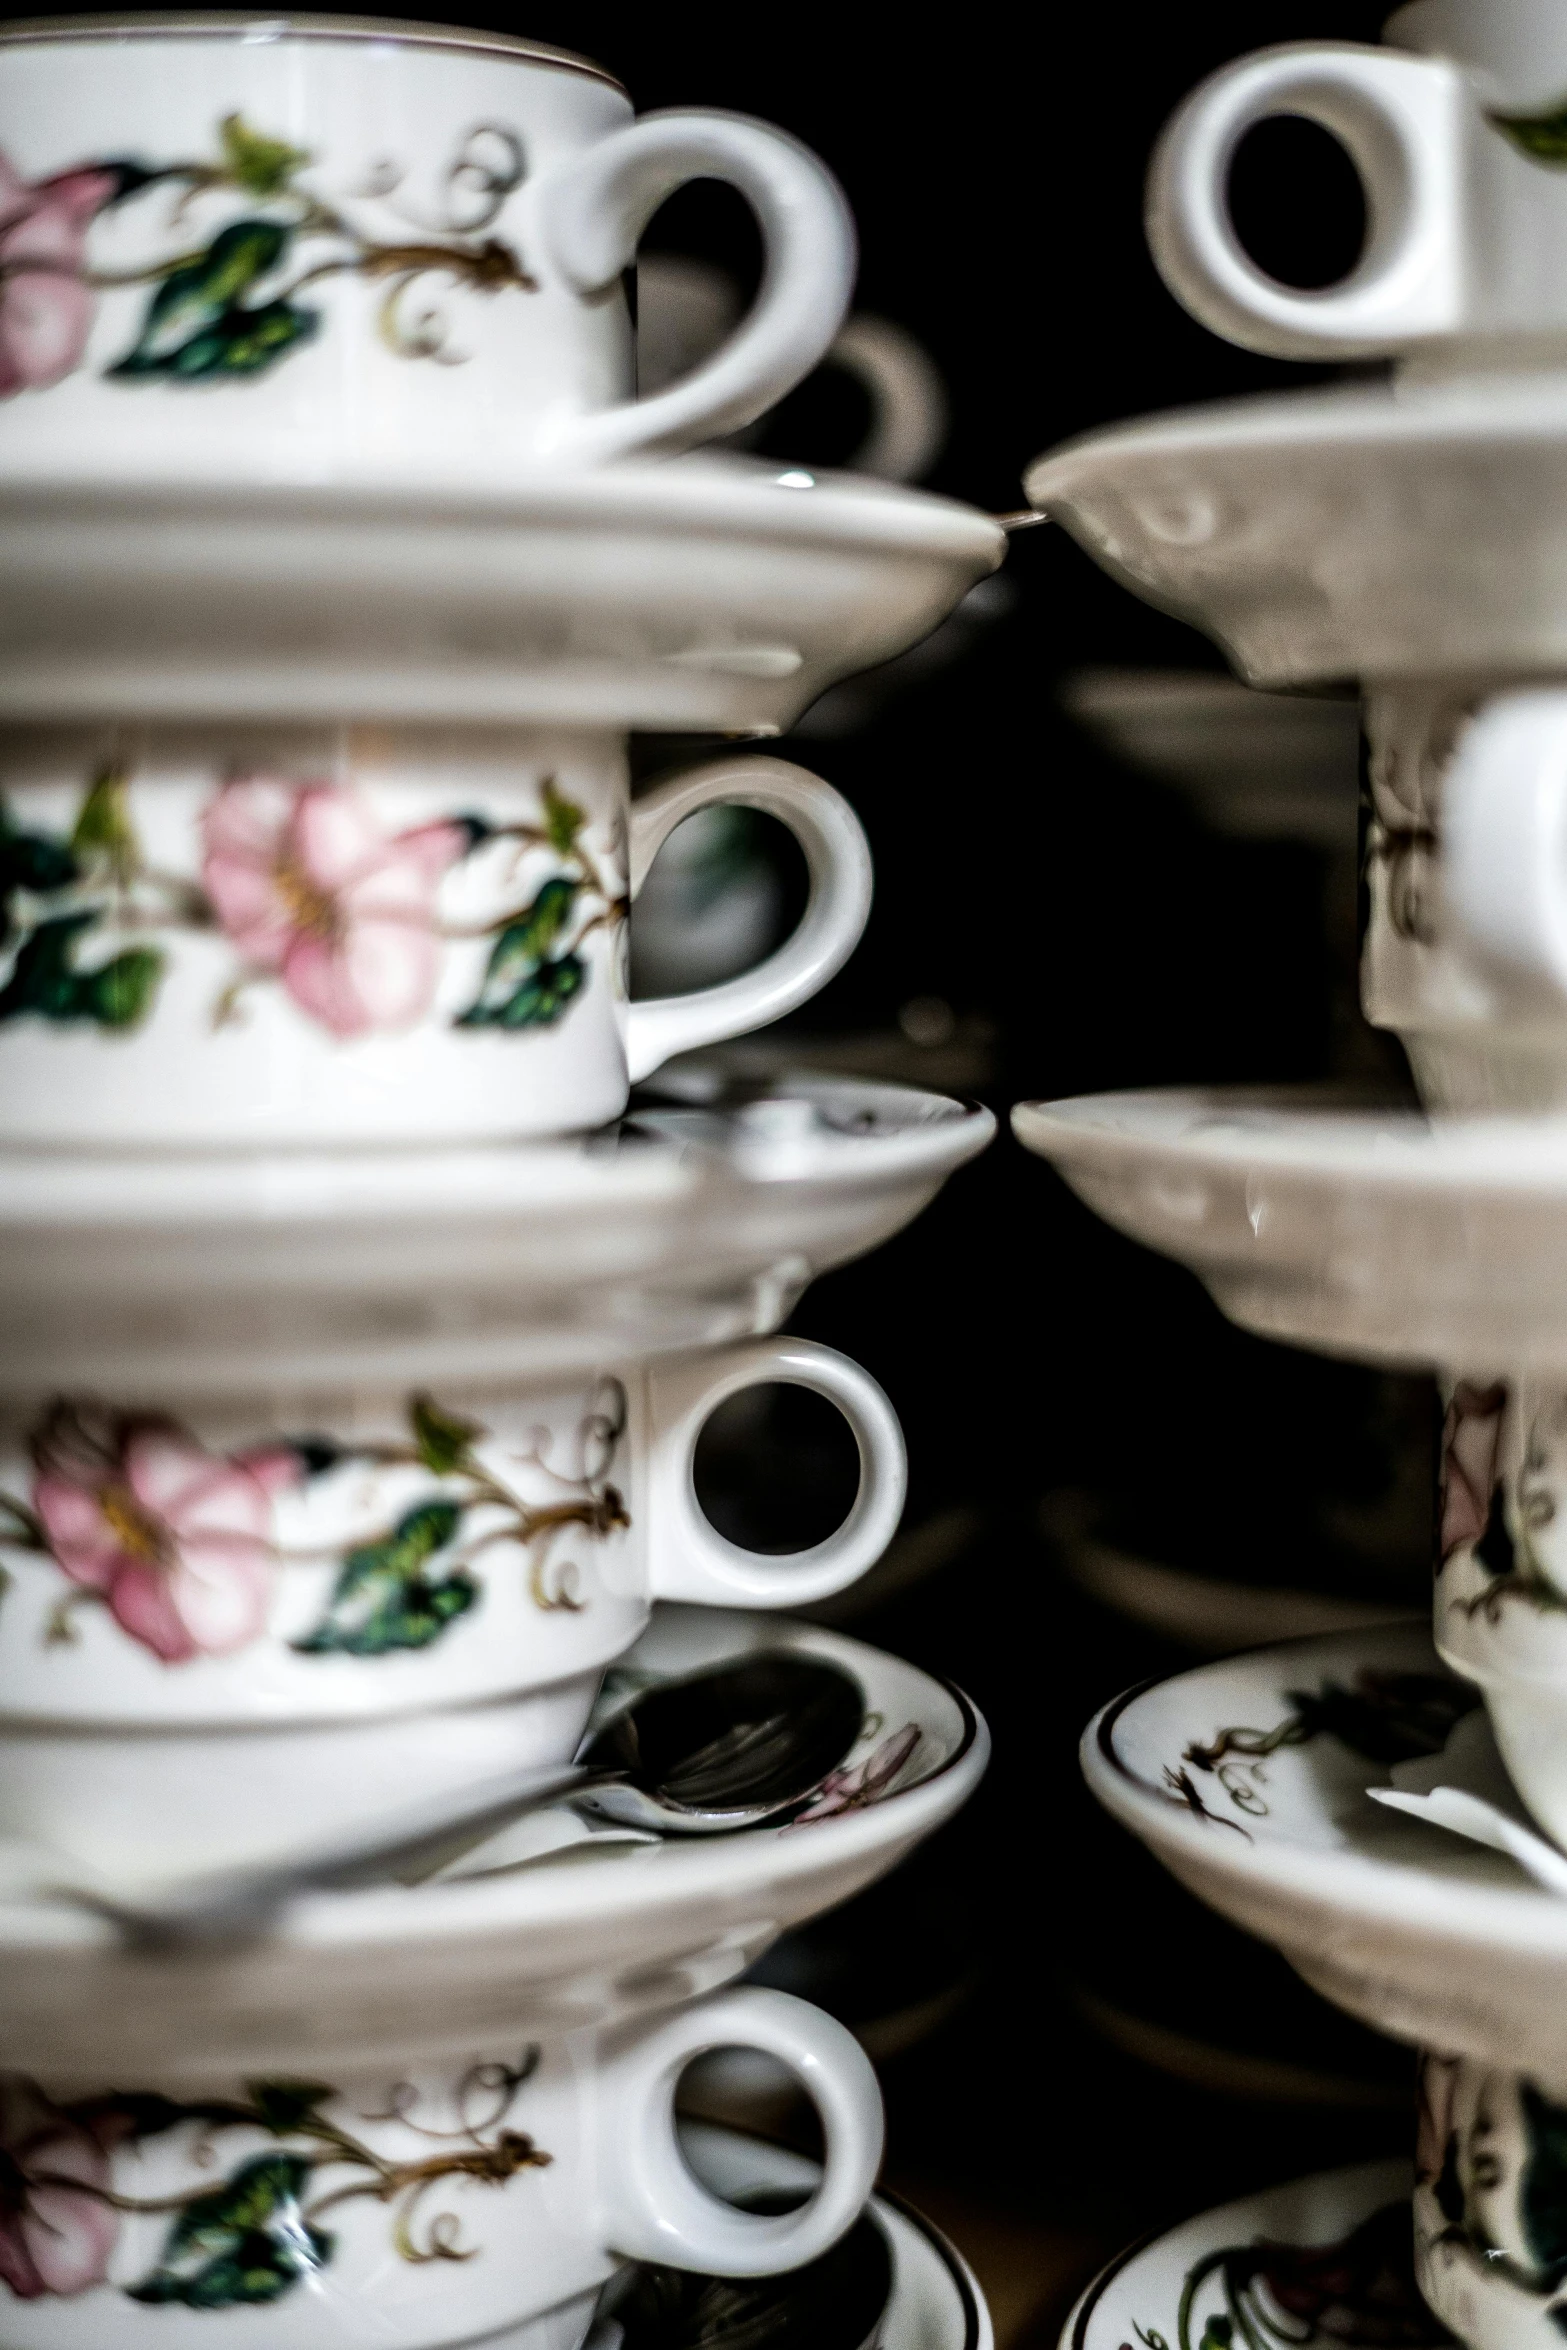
[1025,375,1567,688]
[0,1603,987,2081]
[1064,2159,1430,2350]
[1014,1085,1567,1373]
[1083,1621,1567,2086]
[663,2124,989,2350]
[0,455,1004,733]
[0,1075,993,1399]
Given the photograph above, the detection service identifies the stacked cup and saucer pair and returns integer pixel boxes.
[0,15,999,2347]
[1020,3,1567,2345]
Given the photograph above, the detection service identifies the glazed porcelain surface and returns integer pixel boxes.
[0,737,871,1148]
[1147,0,1567,366]
[1012,1085,1567,1372]
[0,14,855,485]
[1414,2050,1567,2348]
[1024,380,1567,691]
[0,1604,987,2079]
[681,2127,990,2350]
[0,1985,881,2348]
[0,455,1004,734]
[1064,2159,1430,2350]
[0,1075,994,1398]
[1082,1620,1567,2084]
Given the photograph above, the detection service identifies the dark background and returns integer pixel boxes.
[3,0,1429,2333]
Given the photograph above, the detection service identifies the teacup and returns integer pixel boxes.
[0,727,871,1148]
[1434,1372,1567,1848]
[1415,2049,1567,2349]
[0,13,854,487]
[1358,681,1567,1112]
[0,1984,883,2350]
[1147,0,1567,369]
[0,1335,905,1876]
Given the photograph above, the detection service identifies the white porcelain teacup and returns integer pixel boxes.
[0,1336,905,1877]
[0,1985,883,2350]
[1416,2049,1567,2350]
[0,728,871,1149]
[1356,682,1567,1112]
[1148,0,1567,370]
[1434,1373,1567,1848]
[0,13,855,488]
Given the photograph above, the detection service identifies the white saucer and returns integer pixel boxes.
[0,1602,988,2082]
[1064,2159,1426,2350]
[0,455,1004,732]
[0,1074,993,1399]
[679,2125,989,2350]
[1024,376,1567,687]
[1083,1621,1567,2085]
[1014,1085,1567,1373]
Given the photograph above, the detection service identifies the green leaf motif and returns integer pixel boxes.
[293,1498,479,1656]
[456,875,587,1031]
[1522,2084,1567,2287]
[0,915,165,1032]
[70,767,140,880]
[110,221,318,383]
[219,112,311,195]
[127,2153,332,2309]
[410,1392,483,1477]
[247,2079,334,2137]
[1491,100,1567,165]
[490,953,586,1030]
[0,803,79,913]
[541,779,586,858]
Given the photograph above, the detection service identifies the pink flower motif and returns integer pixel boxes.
[1439,1382,1509,1569]
[0,154,119,399]
[201,777,467,1039]
[0,2076,123,2300]
[30,1403,300,1665]
[787,1723,922,1829]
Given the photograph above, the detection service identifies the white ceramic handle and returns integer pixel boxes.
[535,110,856,463]
[1445,690,1567,999]
[626,759,872,1085]
[600,1986,883,2274]
[1146,42,1467,358]
[828,315,948,483]
[646,1336,906,1607]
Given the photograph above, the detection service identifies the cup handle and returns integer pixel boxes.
[645,1336,906,1607]
[625,758,872,1085]
[1146,42,1467,358]
[828,315,948,483]
[533,110,855,464]
[1445,690,1567,1000]
[597,1986,883,2275]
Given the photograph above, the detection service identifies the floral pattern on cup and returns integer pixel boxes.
[1435,1383,1567,1627]
[5,1386,629,1664]
[0,765,621,1039]
[0,2061,548,2310]
[1129,2196,1441,2350]
[1416,2054,1567,2338]
[0,113,535,397]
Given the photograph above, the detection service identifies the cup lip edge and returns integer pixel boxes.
[0,11,627,93]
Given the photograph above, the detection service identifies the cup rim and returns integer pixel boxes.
[0,10,626,91]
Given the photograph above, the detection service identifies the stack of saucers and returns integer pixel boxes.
[0,17,998,2345]
[1018,2,1567,2344]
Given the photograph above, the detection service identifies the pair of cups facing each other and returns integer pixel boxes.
[0,15,854,489]
[0,733,871,1151]
[0,1985,884,2350]
[0,1337,905,1883]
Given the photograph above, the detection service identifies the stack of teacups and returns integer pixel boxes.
[1019,3,1567,2342]
[0,17,1000,2346]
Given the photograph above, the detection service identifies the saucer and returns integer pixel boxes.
[1014,1085,1567,1372]
[0,1074,993,1398]
[0,1602,988,2081]
[1024,375,1567,687]
[661,2124,989,2350]
[1083,1620,1567,2084]
[0,455,1004,733]
[1064,2159,1430,2350]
